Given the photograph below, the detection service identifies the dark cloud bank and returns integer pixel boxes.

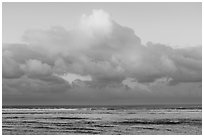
[3,10,202,105]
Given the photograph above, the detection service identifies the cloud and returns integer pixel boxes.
[79,9,113,37]
[2,9,202,104]
[2,50,24,79]
[20,59,52,79]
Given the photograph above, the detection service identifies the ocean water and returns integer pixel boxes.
[2,104,202,135]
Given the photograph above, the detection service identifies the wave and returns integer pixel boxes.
[3,108,79,111]
[50,117,86,120]
[114,118,202,126]
[3,104,202,110]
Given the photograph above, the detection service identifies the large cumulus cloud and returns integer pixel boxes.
[2,9,202,105]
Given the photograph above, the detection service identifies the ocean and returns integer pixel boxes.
[2,104,202,135]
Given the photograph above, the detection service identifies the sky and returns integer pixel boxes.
[2,3,202,105]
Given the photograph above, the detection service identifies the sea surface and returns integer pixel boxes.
[2,104,202,135]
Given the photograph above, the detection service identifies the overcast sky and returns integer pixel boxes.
[2,3,202,105]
